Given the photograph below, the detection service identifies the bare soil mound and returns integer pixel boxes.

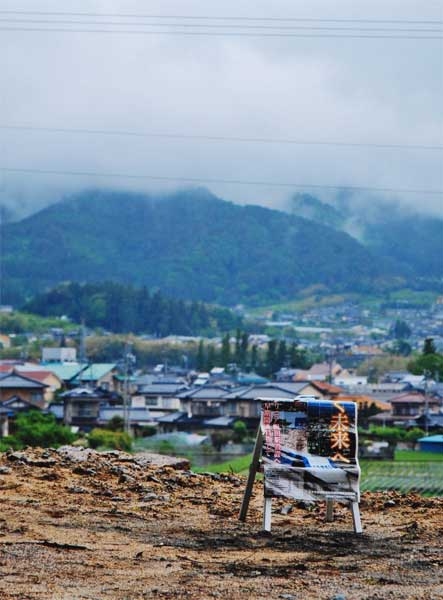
[0,447,442,599]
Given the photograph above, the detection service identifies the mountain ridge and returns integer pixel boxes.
[2,188,439,306]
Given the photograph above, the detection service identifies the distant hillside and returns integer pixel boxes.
[1,188,409,306]
[289,193,443,280]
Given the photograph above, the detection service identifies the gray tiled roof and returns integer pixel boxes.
[203,416,236,427]
[179,385,231,400]
[272,382,311,395]
[140,383,189,395]
[99,406,153,423]
[156,411,187,423]
[60,387,103,398]
[0,372,47,389]
[224,383,302,400]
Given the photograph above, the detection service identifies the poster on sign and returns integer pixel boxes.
[261,398,360,502]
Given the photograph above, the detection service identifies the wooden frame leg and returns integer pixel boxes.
[326,499,334,522]
[351,502,362,534]
[263,497,272,532]
[238,428,263,522]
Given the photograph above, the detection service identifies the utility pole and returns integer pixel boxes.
[122,342,135,436]
[423,371,430,436]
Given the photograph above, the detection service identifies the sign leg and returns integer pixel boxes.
[326,499,334,522]
[238,428,263,522]
[263,497,272,532]
[351,502,362,534]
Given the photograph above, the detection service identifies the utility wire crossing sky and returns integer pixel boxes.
[1,1,442,216]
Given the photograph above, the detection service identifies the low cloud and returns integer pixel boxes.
[1,0,442,218]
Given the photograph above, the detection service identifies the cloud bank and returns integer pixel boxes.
[1,0,442,217]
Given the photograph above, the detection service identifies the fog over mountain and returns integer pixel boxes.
[1,0,442,219]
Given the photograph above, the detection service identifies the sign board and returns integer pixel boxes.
[261,398,360,503]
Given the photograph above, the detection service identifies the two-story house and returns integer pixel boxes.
[0,370,48,409]
[60,387,109,431]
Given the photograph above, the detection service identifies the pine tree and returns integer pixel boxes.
[240,332,249,370]
[196,340,206,371]
[277,339,287,371]
[266,340,278,376]
[206,344,217,372]
[423,337,437,355]
[221,333,231,367]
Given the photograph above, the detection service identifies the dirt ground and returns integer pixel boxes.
[0,447,442,600]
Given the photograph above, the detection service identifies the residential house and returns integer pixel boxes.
[309,381,343,398]
[156,411,202,434]
[333,375,368,389]
[157,381,337,433]
[391,392,440,420]
[0,364,63,404]
[179,385,233,419]
[353,382,409,404]
[60,387,110,431]
[0,370,48,408]
[72,363,118,391]
[138,380,189,416]
[14,368,63,404]
[275,368,299,382]
[42,347,77,363]
[42,363,88,389]
[369,391,441,428]
[222,381,324,423]
[335,394,391,414]
[41,362,118,392]
[415,412,443,432]
[294,361,350,382]
[98,405,155,436]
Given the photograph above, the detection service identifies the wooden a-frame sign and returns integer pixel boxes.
[239,397,362,534]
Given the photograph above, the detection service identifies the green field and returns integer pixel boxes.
[194,451,443,496]
[360,461,443,496]
[193,453,254,475]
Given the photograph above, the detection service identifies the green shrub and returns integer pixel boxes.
[368,425,406,445]
[232,420,247,443]
[105,415,124,432]
[140,425,157,437]
[12,410,76,448]
[211,431,232,451]
[88,428,132,452]
[157,440,175,454]
[0,435,21,452]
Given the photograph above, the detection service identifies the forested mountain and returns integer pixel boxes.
[0,188,422,306]
[289,193,443,279]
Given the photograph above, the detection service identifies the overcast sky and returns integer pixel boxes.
[1,0,442,217]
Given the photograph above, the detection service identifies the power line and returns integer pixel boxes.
[1,167,441,196]
[0,27,441,39]
[0,19,441,33]
[0,10,442,25]
[1,125,441,152]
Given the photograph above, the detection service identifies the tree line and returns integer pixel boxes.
[195,330,313,376]
[23,281,243,337]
